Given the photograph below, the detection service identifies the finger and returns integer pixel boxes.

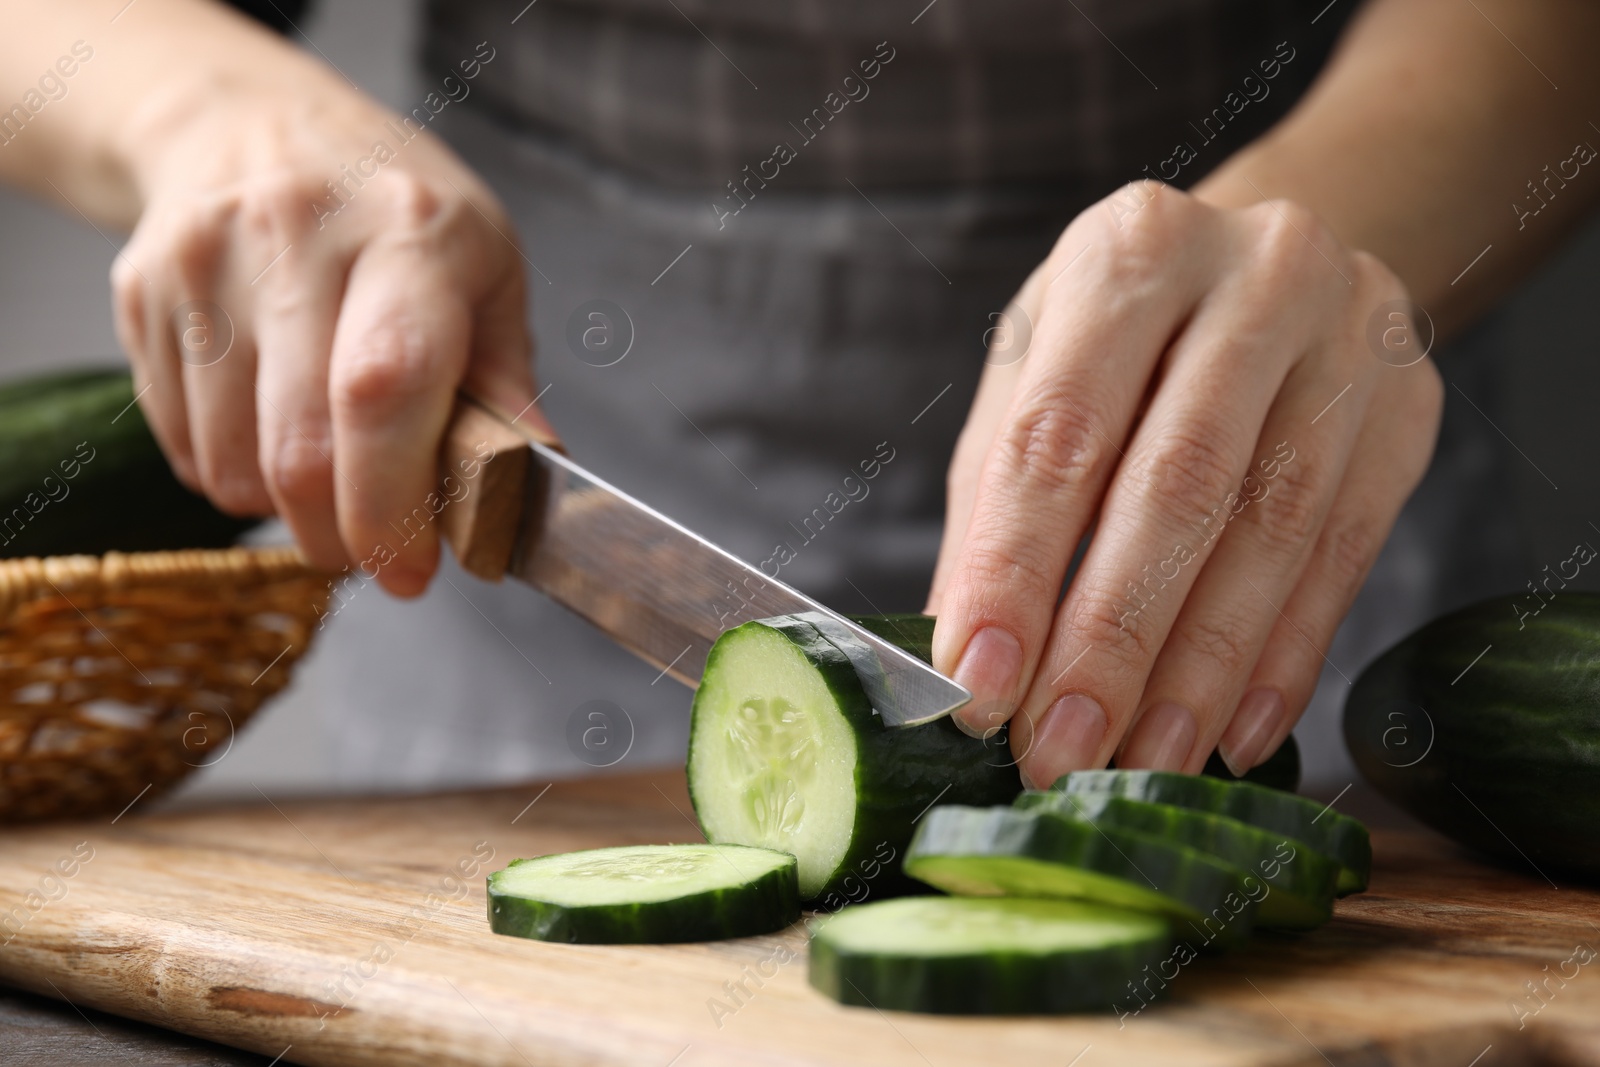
[1013,205,1335,788]
[932,185,1218,742]
[112,239,198,489]
[461,266,548,441]
[255,239,356,571]
[1124,350,1372,774]
[163,204,274,517]
[328,226,475,597]
[1218,350,1443,773]
[926,263,1049,615]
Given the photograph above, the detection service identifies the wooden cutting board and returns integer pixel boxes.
[1,770,1597,1067]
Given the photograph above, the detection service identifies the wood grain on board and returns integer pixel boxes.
[0,771,1596,1067]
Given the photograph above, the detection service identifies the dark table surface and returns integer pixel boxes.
[0,986,278,1066]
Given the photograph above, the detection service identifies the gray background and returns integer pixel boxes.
[0,0,1594,804]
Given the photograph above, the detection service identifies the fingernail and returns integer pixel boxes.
[1120,702,1197,771]
[1019,693,1106,789]
[1218,688,1286,777]
[950,627,1022,738]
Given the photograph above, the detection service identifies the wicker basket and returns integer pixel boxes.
[0,546,329,823]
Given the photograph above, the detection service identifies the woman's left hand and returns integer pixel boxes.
[925,181,1442,789]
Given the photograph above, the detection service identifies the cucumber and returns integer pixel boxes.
[486,844,799,943]
[1015,790,1336,928]
[1201,734,1302,792]
[688,614,1020,904]
[808,896,1173,1015]
[844,612,936,664]
[1345,592,1600,882]
[0,368,258,557]
[1058,770,1371,895]
[904,805,1260,948]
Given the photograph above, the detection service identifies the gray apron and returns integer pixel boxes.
[288,0,1522,792]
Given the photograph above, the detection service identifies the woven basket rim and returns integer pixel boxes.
[0,546,321,620]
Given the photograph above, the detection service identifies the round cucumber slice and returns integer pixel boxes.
[1058,770,1371,895]
[688,615,1020,903]
[809,896,1173,1014]
[689,621,862,899]
[487,844,799,943]
[1015,791,1337,929]
[906,806,1261,948]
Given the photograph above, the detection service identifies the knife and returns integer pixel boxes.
[435,394,971,727]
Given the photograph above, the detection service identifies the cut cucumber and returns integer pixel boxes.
[905,806,1260,948]
[487,844,799,943]
[1058,770,1371,895]
[688,614,1019,904]
[809,896,1173,1014]
[1015,791,1337,929]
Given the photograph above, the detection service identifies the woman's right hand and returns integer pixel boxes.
[111,32,552,595]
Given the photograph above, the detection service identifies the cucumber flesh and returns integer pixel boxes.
[1058,770,1371,895]
[689,615,1020,904]
[487,844,799,943]
[809,896,1173,1014]
[1016,791,1336,929]
[906,806,1260,948]
[688,622,859,899]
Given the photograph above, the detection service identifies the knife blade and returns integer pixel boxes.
[436,395,971,727]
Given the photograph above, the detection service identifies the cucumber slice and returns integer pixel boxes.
[905,806,1260,948]
[809,896,1173,1014]
[1015,791,1337,929]
[688,615,1019,904]
[487,844,799,943]
[1057,770,1371,895]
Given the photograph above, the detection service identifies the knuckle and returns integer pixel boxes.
[331,319,437,415]
[377,171,446,229]
[110,260,147,353]
[955,538,1059,608]
[1098,186,1192,280]
[1072,582,1156,667]
[1320,516,1381,607]
[1143,425,1238,521]
[1349,248,1404,302]
[165,207,229,290]
[992,397,1108,499]
[1181,612,1258,674]
[1250,200,1336,285]
[240,172,320,241]
[1250,460,1322,557]
[261,434,331,506]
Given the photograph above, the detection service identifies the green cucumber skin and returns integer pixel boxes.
[1345,593,1600,882]
[487,859,800,944]
[1059,770,1371,896]
[1015,791,1336,929]
[852,616,1308,796]
[1201,734,1302,792]
[0,369,256,557]
[689,614,1021,906]
[905,806,1259,947]
[810,936,1170,1015]
[845,613,935,666]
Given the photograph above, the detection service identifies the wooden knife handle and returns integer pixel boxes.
[437,394,559,581]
